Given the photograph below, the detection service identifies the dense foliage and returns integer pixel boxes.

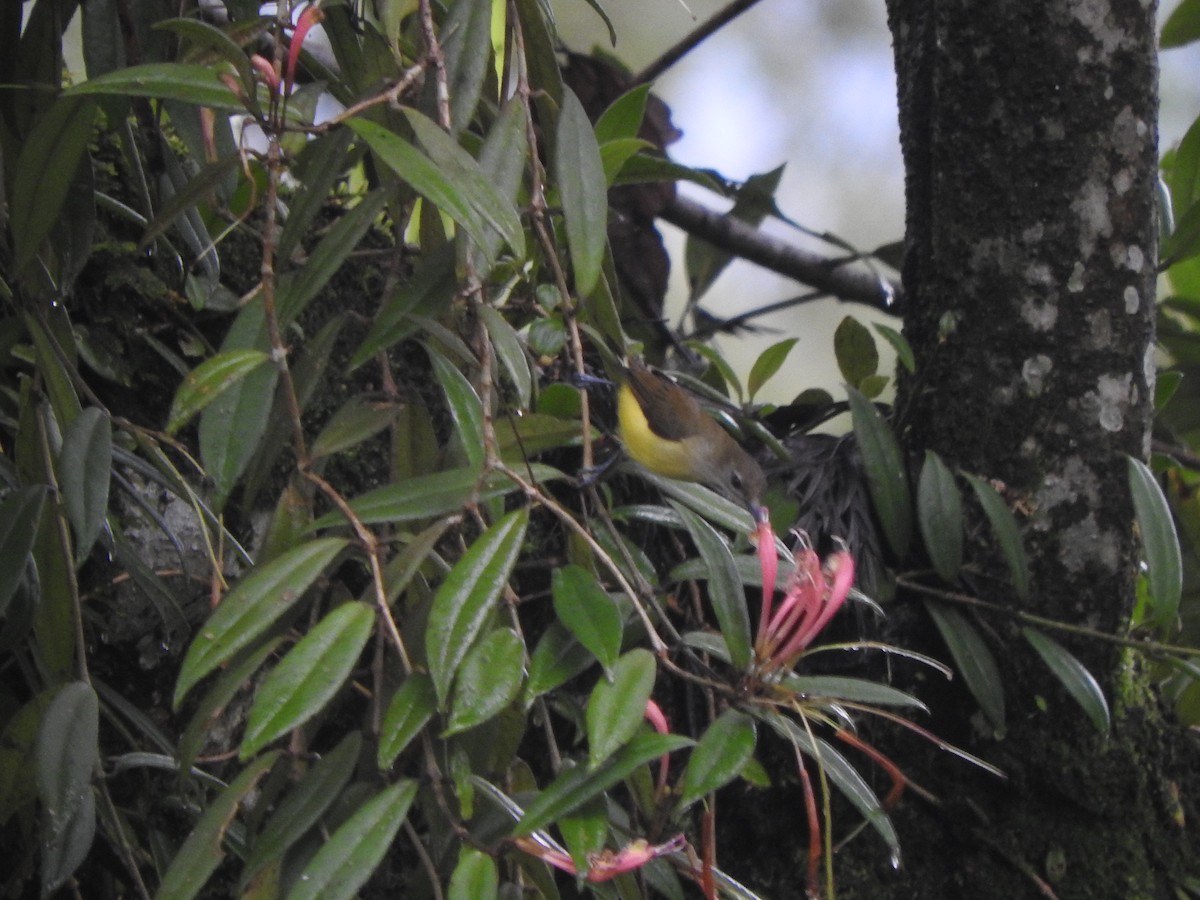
[2,0,1198,898]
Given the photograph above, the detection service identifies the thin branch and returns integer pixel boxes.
[661,194,904,313]
[633,0,769,86]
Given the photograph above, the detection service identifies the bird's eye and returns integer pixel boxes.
[730,471,744,491]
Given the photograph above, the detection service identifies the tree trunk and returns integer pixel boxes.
[819,2,1199,897]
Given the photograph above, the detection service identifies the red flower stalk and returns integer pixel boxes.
[754,539,854,673]
[514,834,687,882]
[285,5,325,94]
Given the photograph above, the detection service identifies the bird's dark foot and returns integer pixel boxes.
[576,453,620,487]
[570,372,615,390]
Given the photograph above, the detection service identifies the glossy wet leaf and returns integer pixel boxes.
[673,501,752,670]
[924,600,1005,733]
[448,847,498,900]
[917,450,963,583]
[427,509,529,704]
[242,602,375,757]
[679,709,756,809]
[552,564,622,672]
[242,732,363,888]
[525,623,596,701]
[963,473,1030,600]
[480,304,533,409]
[429,344,485,470]
[781,675,928,711]
[848,388,912,559]
[440,0,493,134]
[556,87,608,296]
[1127,455,1183,625]
[174,537,348,706]
[65,63,244,109]
[58,408,112,558]
[516,732,692,836]
[170,348,270,434]
[286,779,418,900]
[378,673,437,768]
[156,752,281,900]
[587,648,657,769]
[1022,628,1111,737]
[444,628,525,735]
[36,682,98,893]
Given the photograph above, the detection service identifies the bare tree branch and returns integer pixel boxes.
[633,0,769,86]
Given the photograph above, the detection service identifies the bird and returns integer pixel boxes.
[616,358,768,523]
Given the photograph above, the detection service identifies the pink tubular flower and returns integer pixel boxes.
[644,699,670,794]
[754,540,854,673]
[286,5,325,94]
[514,834,687,882]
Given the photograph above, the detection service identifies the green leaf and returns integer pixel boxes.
[780,675,928,711]
[378,673,438,768]
[747,338,799,401]
[428,344,485,470]
[1127,455,1183,625]
[586,648,657,769]
[448,847,499,900]
[924,600,1005,733]
[36,682,99,894]
[403,109,526,259]
[515,732,693,836]
[525,623,596,701]
[285,779,418,900]
[440,0,493,135]
[58,408,112,558]
[672,501,752,670]
[11,95,97,275]
[65,63,243,109]
[1162,0,1200,48]
[444,628,525,735]
[174,538,348,706]
[556,87,609,296]
[157,751,281,900]
[312,465,562,528]
[599,137,653,185]
[427,509,529,704]
[480,304,533,409]
[552,565,622,672]
[1022,628,1111,737]
[594,84,652,144]
[679,709,756,808]
[0,486,48,615]
[168,348,270,434]
[873,322,915,373]
[242,602,375,757]
[310,397,401,460]
[835,316,880,389]
[848,388,912,558]
[154,17,257,97]
[917,450,963,583]
[278,129,359,262]
[242,732,363,888]
[963,473,1030,600]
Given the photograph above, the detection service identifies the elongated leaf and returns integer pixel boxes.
[155,17,256,96]
[679,709,756,808]
[594,84,652,144]
[525,623,596,701]
[36,680,99,895]
[65,63,244,109]
[168,348,270,434]
[924,600,1005,733]
[963,473,1030,600]
[781,675,928,711]
[287,780,418,900]
[747,338,799,401]
[156,751,281,900]
[427,509,529,704]
[312,465,562,528]
[873,322,915,373]
[917,450,963,583]
[428,344,485,470]
[310,397,401,460]
[174,538,348,706]
[673,502,752,670]
[440,0,493,134]
[1162,0,1200,48]
[552,565,622,672]
[378,673,437,768]
[0,486,47,614]
[556,87,608,296]
[516,732,692,836]
[242,732,363,888]
[847,388,912,558]
[242,602,375,757]
[449,847,499,900]
[58,408,112,558]
[11,95,97,274]
[480,304,533,409]
[444,628,525,735]
[586,649,657,769]
[1127,456,1183,625]
[1022,628,1110,737]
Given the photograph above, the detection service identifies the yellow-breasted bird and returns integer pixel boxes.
[616,358,768,522]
